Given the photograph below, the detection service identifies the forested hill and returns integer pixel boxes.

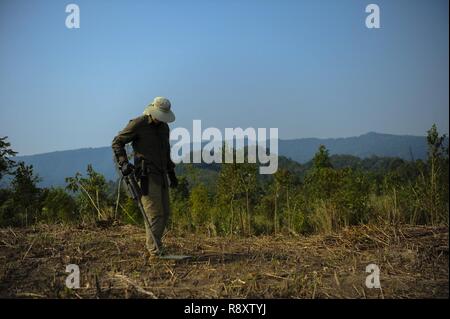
[278,132,429,163]
[9,132,438,187]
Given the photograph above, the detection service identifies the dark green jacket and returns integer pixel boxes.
[112,115,175,178]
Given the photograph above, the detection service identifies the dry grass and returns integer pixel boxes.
[0,223,447,298]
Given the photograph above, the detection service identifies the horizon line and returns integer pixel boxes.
[12,130,440,158]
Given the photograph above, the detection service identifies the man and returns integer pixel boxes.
[112,97,178,256]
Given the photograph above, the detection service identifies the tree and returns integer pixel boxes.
[65,164,111,221]
[171,176,190,202]
[41,188,77,223]
[10,162,41,226]
[313,145,333,170]
[427,124,447,162]
[273,168,293,233]
[0,136,17,181]
[189,183,210,231]
[237,163,258,235]
[169,176,191,232]
[413,124,449,225]
[216,162,241,235]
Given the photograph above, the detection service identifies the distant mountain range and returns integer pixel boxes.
[5,132,436,187]
[278,131,429,163]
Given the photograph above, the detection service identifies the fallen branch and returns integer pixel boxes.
[113,274,157,299]
[22,238,36,260]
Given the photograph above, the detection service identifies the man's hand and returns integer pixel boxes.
[168,170,178,188]
[120,162,135,176]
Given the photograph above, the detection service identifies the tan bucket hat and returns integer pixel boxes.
[143,97,175,123]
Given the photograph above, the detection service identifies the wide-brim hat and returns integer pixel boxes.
[143,97,175,123]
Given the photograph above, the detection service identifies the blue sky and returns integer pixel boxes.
[0,0,448,155]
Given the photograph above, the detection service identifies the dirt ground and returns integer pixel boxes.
[0,223,448,298]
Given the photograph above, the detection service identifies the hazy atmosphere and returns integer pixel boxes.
[0,0,448,155]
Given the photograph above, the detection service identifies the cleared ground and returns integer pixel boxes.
[0,223,448,298]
